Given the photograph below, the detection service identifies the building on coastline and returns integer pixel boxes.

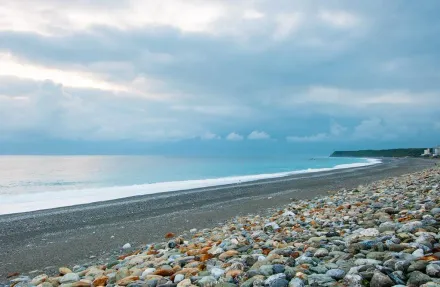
[420,146,440,157]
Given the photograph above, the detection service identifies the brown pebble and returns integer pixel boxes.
[165,232,176,239]
[93,276,108,287]
[7,272,20,278]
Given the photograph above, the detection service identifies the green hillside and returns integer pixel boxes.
[330,148,425,158]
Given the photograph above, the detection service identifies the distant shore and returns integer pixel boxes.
[0,157,435,281]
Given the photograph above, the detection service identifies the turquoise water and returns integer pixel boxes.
[0,155,378,214]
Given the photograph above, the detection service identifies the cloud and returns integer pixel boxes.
[286,133,328,143]
[0,53,129,93]
[330,121,347,136]
[201,132,220,140]
[248,130,270,140]
[318,10,359,28]
[243,10,265,20]
[273,13,303,40]
[226,132,244,141]
[1,0,440,150]
[0,0,226,35]
[286,121,347,142]
[352,118,399,140]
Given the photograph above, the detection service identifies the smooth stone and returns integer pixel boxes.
[260,265,274,276]
[400,221,423,233]
[122,243,132,249]
[198,276,217,287]
[59,268,73,275]
[60,273,80,284]
[272,264,285,274]
[407,271,432,287]
[370,271,394,287]
[31,274,49,285]
[379,222,397,233]
[366,252,386,261]
[177,279,192,287]
[427,264,440,277]
[264,274,288,287]
[408,261,429,272]
[210,268,225,279]
[174,274,185,284]
[314,248,329,258]
[343,274,363,287]
[354,259,382,266]
[288,278,304,287]
[389,271,406,285]
[142,269,157,279]
[413,249,425,258]
[325,269,345,280]
[116,268,130,282]
[430,208,440,215]
[307,274,335,286]
[309,265,327,274]
[241,276,264,287]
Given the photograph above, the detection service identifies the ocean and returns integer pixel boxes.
[0,155,380,215]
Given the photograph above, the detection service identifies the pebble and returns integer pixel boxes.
[60,273,80,284]
[7,167,440,287]
[265,274,288,287]
[325,269,345,280]
[370,271,394,287]
[426,264,440,277]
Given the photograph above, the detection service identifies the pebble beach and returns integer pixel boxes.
[4,165,440,287]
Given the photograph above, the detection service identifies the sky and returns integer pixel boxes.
[0,0,439,155]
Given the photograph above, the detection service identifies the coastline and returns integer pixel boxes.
[0,157,380,215]
[0,157,435,281]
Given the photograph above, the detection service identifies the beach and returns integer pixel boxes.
[0,157,435,283]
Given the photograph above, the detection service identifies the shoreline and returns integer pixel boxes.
[0,157,380,216]
[0,157,435,282]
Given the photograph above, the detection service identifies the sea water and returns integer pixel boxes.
[0,155,380,215]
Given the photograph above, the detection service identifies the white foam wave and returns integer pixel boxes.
[0,158,381,215]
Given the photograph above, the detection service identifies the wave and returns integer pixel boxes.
[0,158,381,215]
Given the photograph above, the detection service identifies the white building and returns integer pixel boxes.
[422,148,431,156]
[434,146,440,156]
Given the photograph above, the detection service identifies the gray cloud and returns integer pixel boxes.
[0,0,439,146]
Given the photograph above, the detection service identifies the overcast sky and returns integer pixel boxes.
[0,0,439,154]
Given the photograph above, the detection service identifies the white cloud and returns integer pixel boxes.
[243,10,265,20]
[286,121,347,142]
[352,118,399,140]
[318,10,359,28]
[273,13,303,40]
[0,79,205,141]
[285,86,438,108]
[0,0,226,35]
[226,132,244,141]
[286,133,328,143]
[201,132,220,140]
[0,53,129,93]
[330,121,347,136]
[0,53,180,101]
[248,130,270,140]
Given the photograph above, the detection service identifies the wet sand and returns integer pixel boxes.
[0,158,435,281]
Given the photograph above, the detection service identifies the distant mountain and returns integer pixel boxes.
[330,148,425,158]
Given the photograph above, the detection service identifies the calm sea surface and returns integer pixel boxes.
[0,155,378,214]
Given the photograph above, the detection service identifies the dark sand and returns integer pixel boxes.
[0,158,435,280]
